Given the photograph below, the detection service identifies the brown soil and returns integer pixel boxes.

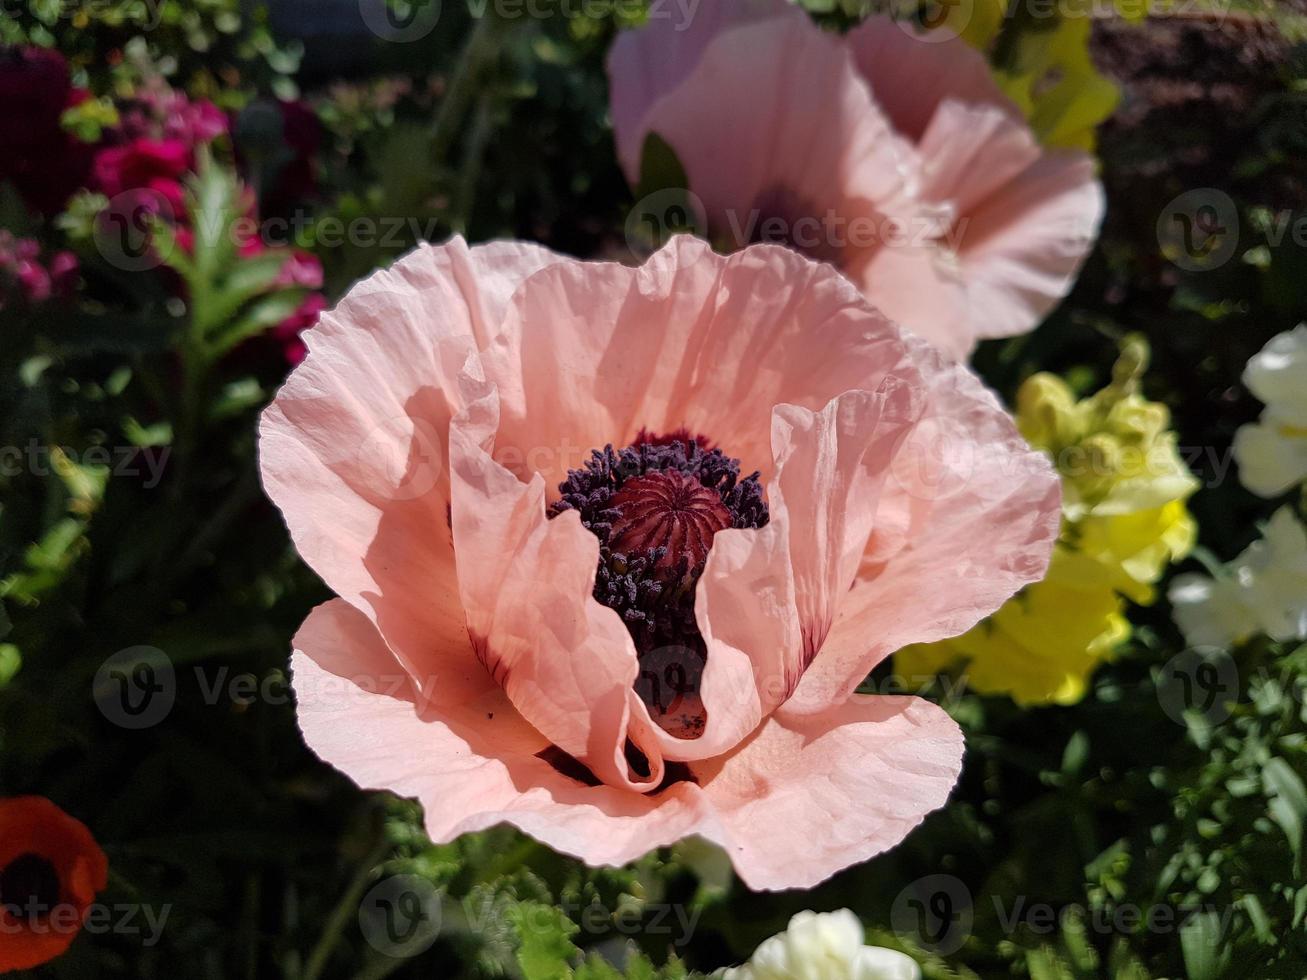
[1091,10,1303,206]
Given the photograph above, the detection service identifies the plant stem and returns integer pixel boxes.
[302,834,392,980]
[430,7,511,167]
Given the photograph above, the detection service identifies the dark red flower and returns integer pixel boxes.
[0,47,93,217]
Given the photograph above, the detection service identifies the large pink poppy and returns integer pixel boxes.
[262,235,1060,890]
[607,0,1104,360]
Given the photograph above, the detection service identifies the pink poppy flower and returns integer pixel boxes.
[607,0,1104,360]
[262,235,1060,890]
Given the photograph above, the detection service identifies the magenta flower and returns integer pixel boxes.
[607,0,1104,360]
[91,138,194,219]
[0,232,78,309]
[117,79,227,147]
[262,236,1059,889]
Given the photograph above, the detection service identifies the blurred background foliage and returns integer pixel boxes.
[0,0,1305,977]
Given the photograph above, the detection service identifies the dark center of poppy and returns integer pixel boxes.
[608,470,732,578]
[743,185,843,265]
[0,853,62,923]
[549,430,768,739]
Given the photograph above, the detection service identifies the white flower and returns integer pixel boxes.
[1243,325,1307,416]
[1244,508,1307,642]
[1169,572,1261,649]
[1233,325,1307,497]
[1170,507,1307,647]
[718,910,920,980]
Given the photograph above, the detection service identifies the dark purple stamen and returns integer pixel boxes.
[549,432,768,739]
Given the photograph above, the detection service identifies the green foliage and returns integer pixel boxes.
[2,2,1306,979]
[2,0,301,97]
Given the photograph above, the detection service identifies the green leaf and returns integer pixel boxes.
[197,251,295,338]
[1264,756,1307,866]
[1061,729,1090,778]
[0,644,19,687]
[123,418,174,448]
[207,379,267,422]
[1180,910,1232,980]
[574,950,690,980]
[508,900,579,980]
[1025,946,1072,980]
[187,157,240,283]
[1241,894,1273,945]
[627,134,703,251]
[635,133,689,202]
[574,954,624,980]
[206,289,307,356]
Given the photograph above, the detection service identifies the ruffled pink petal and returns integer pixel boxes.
[844,15,1019,142]
[260,237,563,695]
[912,99,1103,342]
[784,341,1062,715]
[691,694,963,891]
[917,101,1042,219]
[447,386,666,792]
[295,601,960,891]
[292,599,719,862]
[849,232,970,360]
[680,385,924,761]
[683,519,797,761]
[770,385,924,659]
[615,16,920,251]
[606,0,805,183]
[956,151,1105,341]
[481,236,911,493]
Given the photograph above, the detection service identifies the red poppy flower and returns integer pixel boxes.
[0,797,108,972]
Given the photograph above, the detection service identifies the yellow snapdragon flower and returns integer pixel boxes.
[944,0,1122,152]
[898,338,1198,705]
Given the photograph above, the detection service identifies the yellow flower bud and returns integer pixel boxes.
[1017,373,1080,452]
